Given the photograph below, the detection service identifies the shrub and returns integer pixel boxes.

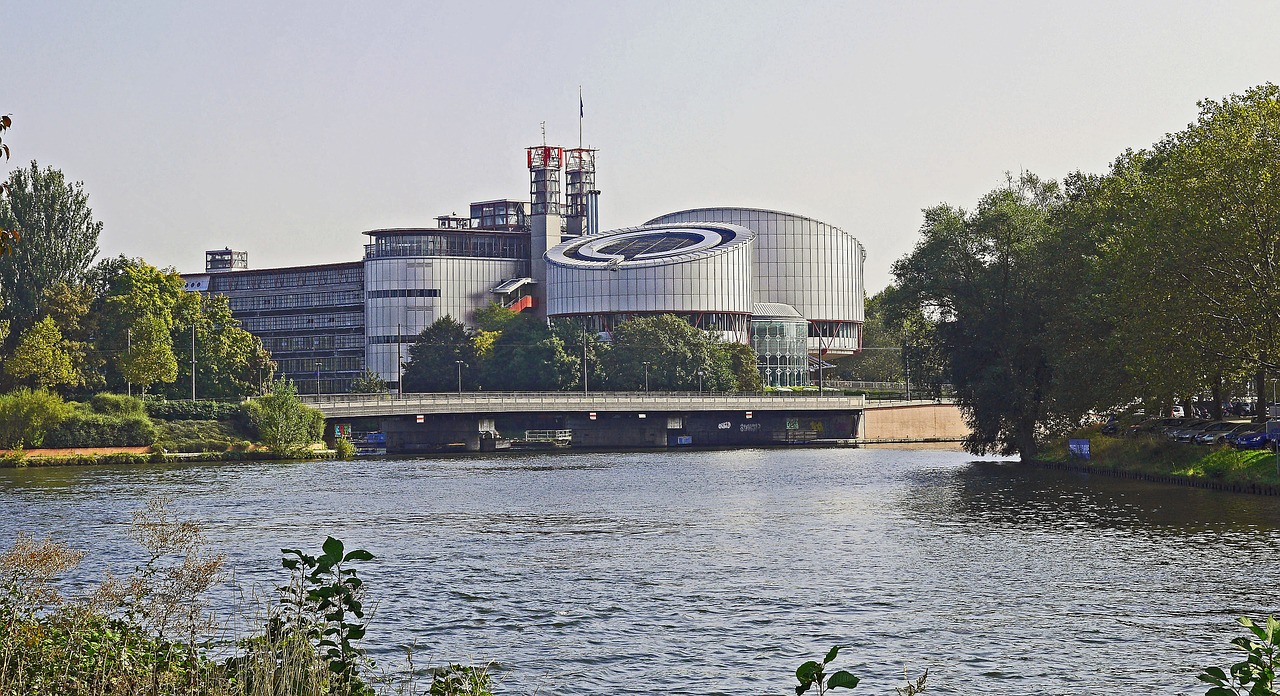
[333,437,356,460]
[155,420,245,453]
[247,379,326,456]
[0,388,71,448]
[88,392,145,416]
[44,413,158,448]
[144,398,244,421]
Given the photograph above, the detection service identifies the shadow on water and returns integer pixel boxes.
[902,459,1280,534]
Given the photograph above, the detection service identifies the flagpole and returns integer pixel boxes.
[578,85,583,148]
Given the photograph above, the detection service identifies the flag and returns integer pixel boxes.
[580,94,584,118]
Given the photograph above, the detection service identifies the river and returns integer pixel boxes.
[2,446,1277,695]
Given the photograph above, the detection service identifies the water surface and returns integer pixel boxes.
[3,447,1277,694]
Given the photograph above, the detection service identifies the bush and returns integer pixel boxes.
[144,399,244,421]
[88,392,145,416]
[246,379,326,455]
[44,412,158,448]
[155,420,244,453]
[333,438,356,460]
[0,389,71,448]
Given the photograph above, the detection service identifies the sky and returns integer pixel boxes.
[4,1,1279,292]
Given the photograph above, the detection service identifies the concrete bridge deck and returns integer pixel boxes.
[299,391,866,419]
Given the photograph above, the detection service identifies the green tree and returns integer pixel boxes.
[117,314,177,393]
[891,173,1063,457]
[348,369,389,394]
[4,316,79,390]
[402,316,478,392]
[247,378,323,455]
[0,162,101,336]
[480,314,574,390]
[473,300,519,332]
[166,293,275,400]
[602,314,735,392]
[100,260,185,393]
[0,388,70,448]
[723,341,763,392]
[551,318,607,391]
[835,289,903,383]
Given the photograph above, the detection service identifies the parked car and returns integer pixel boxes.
[1231,428,1272,450]
[1129,417,1195,437]
[1194,422,1253,445]
[1169,420,1215,442]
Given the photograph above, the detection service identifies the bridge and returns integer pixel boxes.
[300,391,867,452]
[299,391,865,418]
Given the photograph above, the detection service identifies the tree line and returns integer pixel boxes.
[394,309,762,393]
[0,160,273,401]
[841,84,1280,458]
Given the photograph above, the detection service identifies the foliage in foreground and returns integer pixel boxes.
[0,502,492,696]
[1200,616,1280,695]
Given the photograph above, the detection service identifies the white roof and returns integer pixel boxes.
[752,302,803,319]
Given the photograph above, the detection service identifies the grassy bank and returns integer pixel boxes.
[0,448,337,468]
[1037,425,1280,489]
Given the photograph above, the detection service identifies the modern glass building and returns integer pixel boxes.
[645,208,866,355]
[363,227,529,391]
[749,302,810,387]
[183,260,365,394]
[185,148,866,392]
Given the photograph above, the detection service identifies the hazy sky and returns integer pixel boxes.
[5,1,1279,291]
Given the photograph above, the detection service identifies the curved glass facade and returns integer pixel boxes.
[751,317,810,387]
[645,208,866,355]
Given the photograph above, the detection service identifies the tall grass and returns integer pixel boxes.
[0,500,492,696]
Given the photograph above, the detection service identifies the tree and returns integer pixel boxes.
[100,260,185,393]
[891,173,1063,458]
[835,288,908,383]
[401,316,478,392]
[117,314,177,393]
[0,162,101,335]
[4,316,79,390]
[602,314,736,392]
[722,341,763,392]
[473,300,519,332]
[247,378,324,455]
[348,370,388,394]
[166,293,275,400]
[480,314,574,391]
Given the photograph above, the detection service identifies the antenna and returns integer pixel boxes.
[541,121,546,146]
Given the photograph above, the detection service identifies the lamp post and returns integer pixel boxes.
[315,361,322,397]
[697,370,704,395]
[642,361,651,392]
[456,360,465,394]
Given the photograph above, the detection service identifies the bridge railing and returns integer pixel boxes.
[297,391,866,415]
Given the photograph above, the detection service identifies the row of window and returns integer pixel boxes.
[278,356,364,373]
[264,334,366,352]
[211,267,362,292]
[366,289,441,299]
[241,312,364,332]
[365,232,530,260]
[368,334,422,345]
[229,290,364,312]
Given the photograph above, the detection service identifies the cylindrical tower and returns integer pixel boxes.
[527,145,563,317]
[545,223,755,343]
[645,208,866,356]
[564,148,597,238]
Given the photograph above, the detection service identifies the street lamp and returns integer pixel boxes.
[642,361,651,392]
[456,360,465,394]
[314,361,322,397]
[697,369,704,395]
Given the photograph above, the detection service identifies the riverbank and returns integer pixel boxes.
[0,446,337,467]
[1035,426,1280,494]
